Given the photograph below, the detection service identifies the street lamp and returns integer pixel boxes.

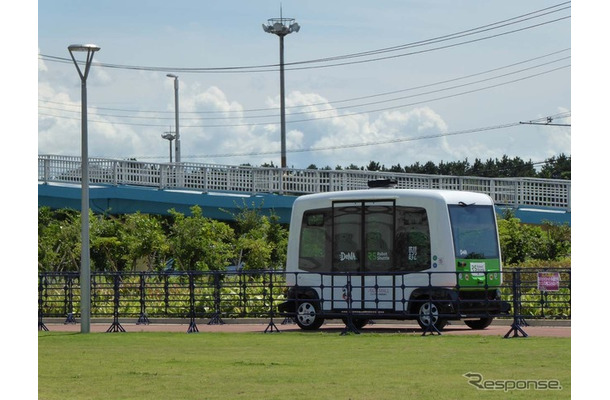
[263,12,300,168]
[68,43,100,334]
[166,74,180,163]
[162,131,176,163]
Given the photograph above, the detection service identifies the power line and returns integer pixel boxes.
[38,3,570,74]
[130,115,568,161]
[39,48,571,120]
[38,63,570,129]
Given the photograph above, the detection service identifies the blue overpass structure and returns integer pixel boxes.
[38,183,296,223]
[38,155,571,226]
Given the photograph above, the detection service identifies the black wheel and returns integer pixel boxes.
[295,300,325,330]
[416,301,448,331]
[342,317,369,330]
[464,317,494,330]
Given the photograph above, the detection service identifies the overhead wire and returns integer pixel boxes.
[38,62,570,128]
[38,48,571,120]
[38,2,570,74]
[133,112,570,160]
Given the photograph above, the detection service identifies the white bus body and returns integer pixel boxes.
[279,187,509,331]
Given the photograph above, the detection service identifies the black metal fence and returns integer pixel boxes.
[38,268,570,337]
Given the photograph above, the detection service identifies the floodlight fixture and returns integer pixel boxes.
[162,131,176,163]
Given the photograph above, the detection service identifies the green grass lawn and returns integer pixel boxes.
[39,331,570,399]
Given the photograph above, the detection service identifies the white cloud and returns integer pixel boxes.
[38,71,569,169]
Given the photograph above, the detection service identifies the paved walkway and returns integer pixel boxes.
[39,318,570,337]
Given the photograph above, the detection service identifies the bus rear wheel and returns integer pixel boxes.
[464,317,494,330]
[416,301,447,331]
[296,300,324,330]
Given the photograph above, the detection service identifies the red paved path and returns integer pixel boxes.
[40,319,570,337]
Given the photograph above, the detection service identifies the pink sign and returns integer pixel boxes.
[537,272,561,292]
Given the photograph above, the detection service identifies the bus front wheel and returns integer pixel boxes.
[296,300,325,330]
[416,301,448,331]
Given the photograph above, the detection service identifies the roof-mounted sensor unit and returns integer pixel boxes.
[367,179,397,189]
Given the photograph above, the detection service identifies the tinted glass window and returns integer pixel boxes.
[364,205,394,272]
[448,204,499,259]
[299,211,331,272]
[332,204,362,272]
[299,204,431,273]
[394,207,431,272]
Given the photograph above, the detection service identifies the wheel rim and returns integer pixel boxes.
[419,302,439,326]
[297,302,316,326]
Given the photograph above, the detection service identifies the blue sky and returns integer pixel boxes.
[36,1,572,169]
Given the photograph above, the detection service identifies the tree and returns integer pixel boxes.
[38,207,81,272]
[229,201,289,270]
[538,153,571,179]
[496,213,570,264]
[497,217,543,264]
[90,213,128,271]
[120,213,169,271]
[366,161,382,171]
[168,206,235,271]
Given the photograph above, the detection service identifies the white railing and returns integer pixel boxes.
[38,155,571,211]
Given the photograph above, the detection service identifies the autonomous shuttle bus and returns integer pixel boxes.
[279,184,509,331]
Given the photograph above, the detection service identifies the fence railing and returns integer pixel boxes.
[38,155,571,210]
[38,268,570,336]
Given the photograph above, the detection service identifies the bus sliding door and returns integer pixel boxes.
[326,200,395,313]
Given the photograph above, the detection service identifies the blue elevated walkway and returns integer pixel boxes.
[38,182,570,226]
[38,183,296,223]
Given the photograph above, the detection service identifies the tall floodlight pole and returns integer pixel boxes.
[68,43,100,334]
[166,74,180,163]
[263,11,300,168]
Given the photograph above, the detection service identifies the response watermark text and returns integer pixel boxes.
[463,372,562,392]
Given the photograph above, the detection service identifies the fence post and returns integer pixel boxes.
[504,268,528,338]
[186,272,199,333]
[64,275,76,324]
[38,275,49,331]
[208,271,225,325]
[164,274,170,315]
[341,273,360,335]
[421,271,441,336]
[264,271,280,333]
[136,272,150,325]
[281,272,296,325]
[107,273,126,332]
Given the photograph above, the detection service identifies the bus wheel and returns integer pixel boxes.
[296,300,324,330]
[417,301,447,331]
[464,317,494,330]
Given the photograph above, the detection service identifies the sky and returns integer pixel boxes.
[36,0,572,170]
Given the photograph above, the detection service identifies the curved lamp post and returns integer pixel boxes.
[68,43,100,334]
[263,13,300,168]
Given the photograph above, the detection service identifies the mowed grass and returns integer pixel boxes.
[39,331,570,400]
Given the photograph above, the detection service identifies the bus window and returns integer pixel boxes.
[448,204,499,259]
[394,207,431,272]
[299,211,331,272]
[333,205,361,272]
[364,205,394,272]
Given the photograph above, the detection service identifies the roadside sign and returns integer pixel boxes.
[537,272,561,292]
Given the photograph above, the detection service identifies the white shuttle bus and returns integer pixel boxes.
[279,182,509,331]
